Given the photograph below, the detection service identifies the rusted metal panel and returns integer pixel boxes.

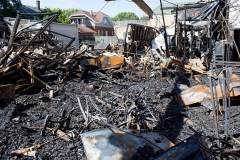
[179,79,240,106]
[81,128,174,160]
[179,84,210,106]
[83,53,124,69]
[0,84,15,100]
[98,54,124,68]
[215,81,240,98]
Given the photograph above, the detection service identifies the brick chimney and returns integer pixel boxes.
[36,0,40,10]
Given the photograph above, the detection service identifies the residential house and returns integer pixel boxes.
[69,10,114,42]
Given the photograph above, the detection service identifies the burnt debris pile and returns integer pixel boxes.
[0,1,240,160]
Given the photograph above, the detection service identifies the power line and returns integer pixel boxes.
[95,1,109,17]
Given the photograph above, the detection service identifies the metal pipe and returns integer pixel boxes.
[209,64,220,147]
[123,24,130,52]
[159,0,170,57]
[222,68,228,137]
[220,70,227,136]
[215,60,240,66]
[184,8,187,57]
[84,95,89,120]
[174,5,178,51]
[77,97,87,121]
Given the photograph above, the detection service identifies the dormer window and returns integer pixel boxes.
[78,17,86,26]
[103,18,107,26]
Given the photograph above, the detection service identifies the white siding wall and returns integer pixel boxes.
[147,15,175,28]
[42,22,79,46]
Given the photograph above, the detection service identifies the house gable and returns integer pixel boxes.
[70,10,114,37]
[70,10,113,28]
[97,16,114,28]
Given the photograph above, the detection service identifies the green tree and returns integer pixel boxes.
[39,8,79,24]
[140,15,148,20]
[62,9,79,18]
[0,0,22,17]
[111,12,139,21]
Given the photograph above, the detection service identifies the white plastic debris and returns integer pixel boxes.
[33,48,43,55]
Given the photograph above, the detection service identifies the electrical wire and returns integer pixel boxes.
[94,1,109,17]
[162,0,178,6]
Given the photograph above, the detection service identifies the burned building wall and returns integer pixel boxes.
[176,8,199,20]
[42,22,79,46]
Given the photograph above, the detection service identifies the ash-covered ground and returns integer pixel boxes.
[0,71,239,160]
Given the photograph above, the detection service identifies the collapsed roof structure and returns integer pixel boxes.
[152,0,240,67]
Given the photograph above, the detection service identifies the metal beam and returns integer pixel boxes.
[105,0,153,19]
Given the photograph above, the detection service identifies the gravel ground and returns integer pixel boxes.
[0,71,239,160]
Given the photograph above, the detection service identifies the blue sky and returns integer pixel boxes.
[21,0,196,17]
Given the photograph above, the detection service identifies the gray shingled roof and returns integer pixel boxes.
[19,5,41,14]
